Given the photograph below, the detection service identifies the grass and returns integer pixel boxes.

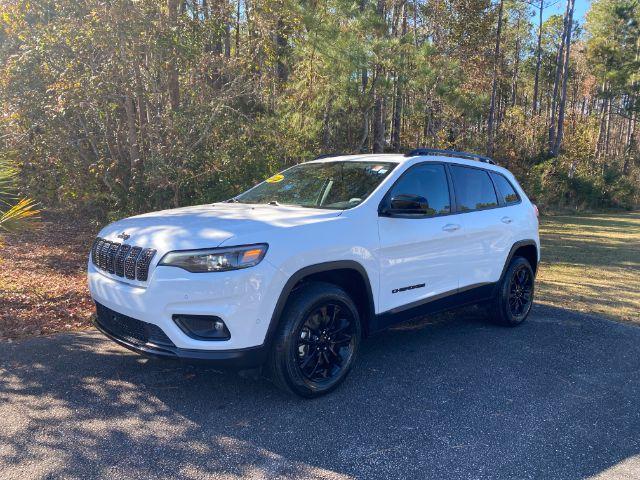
[537,211,640,323]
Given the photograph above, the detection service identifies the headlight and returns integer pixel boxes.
[158,244,268,273]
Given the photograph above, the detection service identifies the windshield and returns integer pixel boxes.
[233,161,397,210]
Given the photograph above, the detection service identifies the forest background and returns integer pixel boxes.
[0,0,638,222]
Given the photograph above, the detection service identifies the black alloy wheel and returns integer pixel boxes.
[489,256,535,326]
[295,303,357,382]
[508,264,534,319]
[268,281,362,397]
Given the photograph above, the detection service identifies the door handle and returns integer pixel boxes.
[442,223,461,232]
[501,216,513,224]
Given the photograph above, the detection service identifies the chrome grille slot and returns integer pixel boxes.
[114,244,131,277]
[106,242,121,274]
[94,239,102,267]
[124,246,142,280]
[98,241,111,270]
[136,248,156,281]
[90,238,155,282]
[91,238,101,265]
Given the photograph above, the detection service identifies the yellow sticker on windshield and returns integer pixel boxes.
[266,174,284,183]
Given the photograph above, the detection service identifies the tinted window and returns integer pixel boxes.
[450,165,498,211]
[491,173,520,204]
[387,164,450,216]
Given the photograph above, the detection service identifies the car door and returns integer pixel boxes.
[448,164,515,288]
[377,162,464,314]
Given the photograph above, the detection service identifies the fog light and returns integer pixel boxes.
[173,314,231,340]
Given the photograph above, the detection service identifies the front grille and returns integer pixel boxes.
[95,302,175,348]
[90,237,156,282]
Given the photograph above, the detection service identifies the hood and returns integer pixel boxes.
[98,203,343,254]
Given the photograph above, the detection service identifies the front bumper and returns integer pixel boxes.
[88,258,287,352]
[93,307,267,367]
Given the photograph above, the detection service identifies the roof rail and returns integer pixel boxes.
[404,148,496,165]
[314,153,346,160]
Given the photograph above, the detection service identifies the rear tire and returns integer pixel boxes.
[487,256,535,326]
[267,281,362,398]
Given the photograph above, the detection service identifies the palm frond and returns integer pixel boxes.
[0,158,20,200]
[0,198,40,233]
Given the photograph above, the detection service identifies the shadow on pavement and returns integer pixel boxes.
[1,304,639,479]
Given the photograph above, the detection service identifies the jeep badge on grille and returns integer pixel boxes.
[117,232,130,240]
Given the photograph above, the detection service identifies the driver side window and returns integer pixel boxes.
[387,164,451,216]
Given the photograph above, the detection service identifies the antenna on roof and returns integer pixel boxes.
[404,148,497,165]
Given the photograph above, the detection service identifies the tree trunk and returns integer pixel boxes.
[625,99,637,150]
[552,0,576,156]
[133,55,147,170]
[360,0,369,94]
[359,108,371,152]
[123,93,140,186]
[236,0,241,55]
[486,0,504,157]
[412,0,419,47]
[373,73,386,153]
[224,23,231,58]
[532,0,544,115]
[167,0,180,111]
[510,14,521,108]
[391,78,402,151]
[595,84,608,158]
[391,2,407,152]
[623,105,635,174]
[548,0,569,155]
[322,99,332,150]
[275,15,288,84]
[372,0,386,153]
[604,96,612,157]
[615,108,625,157]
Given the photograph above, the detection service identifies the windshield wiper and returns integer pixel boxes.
[267,200,280,206]
[225,198,240,203]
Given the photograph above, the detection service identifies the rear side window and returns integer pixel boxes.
[450,165,498,211]
[387,164,451,216]
[491,172,520,205]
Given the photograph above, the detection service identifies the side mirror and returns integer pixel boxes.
[382,194,430,216]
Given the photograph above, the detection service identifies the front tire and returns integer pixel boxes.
[488,256,535,326]
[267,281,362,398]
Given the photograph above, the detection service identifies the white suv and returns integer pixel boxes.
[88,149,539,397]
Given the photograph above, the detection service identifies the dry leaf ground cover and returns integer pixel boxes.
[0,210,638,340]
[0,212,98,339]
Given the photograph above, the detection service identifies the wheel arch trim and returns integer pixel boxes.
[499,239,539,281]
[264,261,376,348]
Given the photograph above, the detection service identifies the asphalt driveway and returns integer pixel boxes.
[1,304,639,479]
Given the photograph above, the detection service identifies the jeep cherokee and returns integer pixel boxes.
[88,149,540,397]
